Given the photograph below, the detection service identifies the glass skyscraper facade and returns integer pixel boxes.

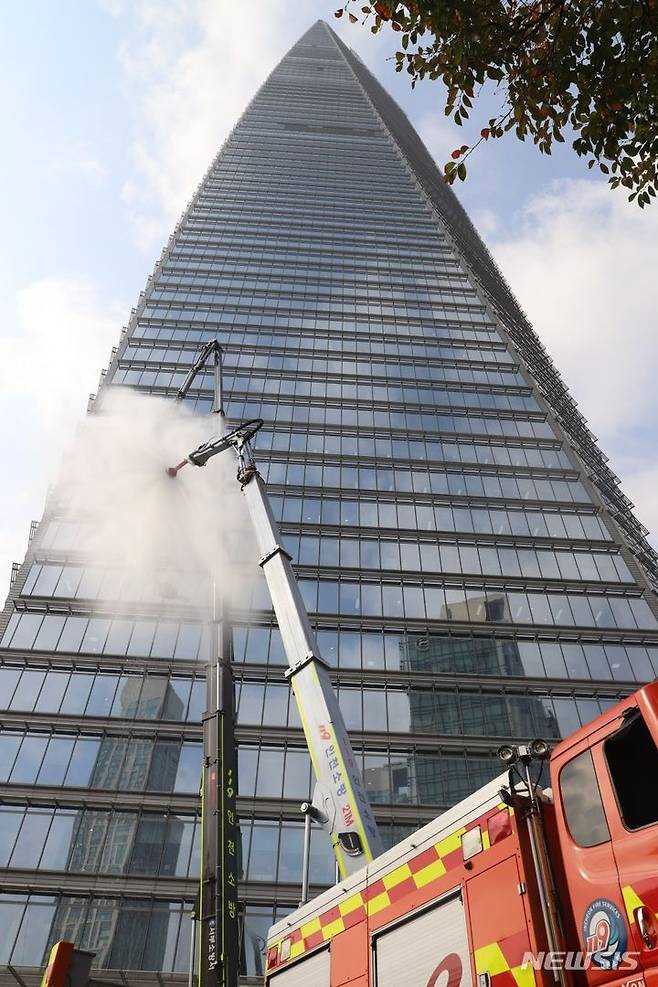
[2,19,658,981]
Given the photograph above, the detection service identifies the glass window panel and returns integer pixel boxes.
[151,623,179,660]
[263,684,289,727]
[127,621,156,658]
[60,673,94,715]
[53,566,83,599]
[10,669,46,711]
[361,632,385,670]
[278,822,304,883]
[363,690,387,732]
[238,683,265,724]
[0,733,22,782]
[161,678,192,721]
[34,671,69,714]
[86,675,119,717]
[309,826,335,885]
[282,748,311,799]
[10,735,49,784]
[552,697,581,736]
[37,737,74,786]
[33,614,66,651]
[163,816,195,878]
[248,821,278,881]
[122,739,153,791]
[238,747,258,797]
[105,619,134,656]
[11,898,56,965]
[111,676,141,718]
[0,898,25,962]
[33,565,63,597]
[256,748,284,798]
[174,623,202,660]
[66,737,101,787]
[10,809,52,868]
[100,812,137,874]
[56,616,87,653]
[40,810,77,870]
[80,618,111,655]
[131,817,167,875]
[175,743,201,793]
[0,808,23,866]
[387,691,411,732]
[8,613,44,650]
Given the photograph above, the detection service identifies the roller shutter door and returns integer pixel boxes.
[268,946,330,987]
[374,892,472,987]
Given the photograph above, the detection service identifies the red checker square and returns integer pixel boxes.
[492,972,517,987]
[320,906,341,927]
[304,931,325,950]
[289,928,303,944]
[499,930,530,968]
[387,876,416,904]
[441,848,462,872]
[408,846,439,873]
[362,879,386,902]
[342,906,366,930]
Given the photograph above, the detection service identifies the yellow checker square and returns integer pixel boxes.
[475,943,509,976]
[511,963,537,987]
[290,941,305,960]
[323,917,346,940]
[383,863,412,891]
[339,894,364,917]
[622,884,643,922]
[435,829,465,858]
[413,857,447,888]
[366,891,391,916]
[300,917,322,939]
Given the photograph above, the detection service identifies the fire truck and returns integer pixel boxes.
[264,683,658,987]
[168,341,658,987]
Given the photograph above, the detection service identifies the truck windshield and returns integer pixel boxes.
[605,712,658,830]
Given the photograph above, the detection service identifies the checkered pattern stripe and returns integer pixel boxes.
[475,932,537,987]
[269,803,513,970]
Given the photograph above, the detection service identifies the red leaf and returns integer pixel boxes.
[334,7,344,16]
[348,11,358,21]
[480,128,490,140]
[391,20,402,30]
[451,149,461,159]
[374,1,391,18]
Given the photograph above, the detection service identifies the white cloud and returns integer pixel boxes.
[102,0,321,251]
[492,180,658,546]
[55,139,108,183]
[0,278,126,594]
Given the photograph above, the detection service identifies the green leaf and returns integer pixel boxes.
[457,162,467,180]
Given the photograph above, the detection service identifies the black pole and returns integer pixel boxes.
[199,627,239,986]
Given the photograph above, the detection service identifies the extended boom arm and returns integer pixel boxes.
[170,414,383,877]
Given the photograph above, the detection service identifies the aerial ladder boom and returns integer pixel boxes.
[169,342,383,878]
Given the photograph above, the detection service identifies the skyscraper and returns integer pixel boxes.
[2,18,658,981]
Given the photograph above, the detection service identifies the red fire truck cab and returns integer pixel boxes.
[265,682,658,987]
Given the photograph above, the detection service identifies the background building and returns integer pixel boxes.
[2,19,658,982]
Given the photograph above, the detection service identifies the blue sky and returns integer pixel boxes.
[1,0,657,591]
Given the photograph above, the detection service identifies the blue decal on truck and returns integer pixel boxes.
[583,899,627,969]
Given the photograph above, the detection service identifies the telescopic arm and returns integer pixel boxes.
[170,420,383,877]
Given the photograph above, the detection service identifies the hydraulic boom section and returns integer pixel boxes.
[168,404,383,877]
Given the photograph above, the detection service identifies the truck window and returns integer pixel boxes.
[605,712,658,830]
[559,750,610,847]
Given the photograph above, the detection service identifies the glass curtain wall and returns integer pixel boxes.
[2,19,658,979]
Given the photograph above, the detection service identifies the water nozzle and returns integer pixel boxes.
[166,460,188,478]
